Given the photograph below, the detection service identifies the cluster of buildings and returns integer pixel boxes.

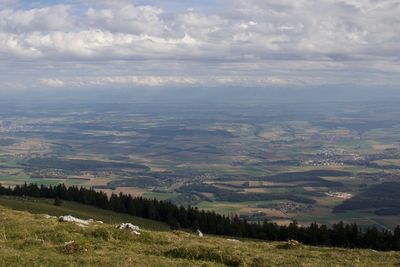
[325,191,352,199]
[302,147,364,167]
[273,202,312,214]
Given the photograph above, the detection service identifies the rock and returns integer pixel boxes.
[278,239,303,250]
[58,215,90,227]
[44,214,56,219]
[116,223,141,235]
[116,223,140,231]
[227,238,240,242]
[288,239,301,247]
[196,229,203,237]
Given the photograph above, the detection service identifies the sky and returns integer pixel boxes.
[0,0,399,91]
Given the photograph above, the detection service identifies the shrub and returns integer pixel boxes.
[89,228,110,241]
[60,240,87,254]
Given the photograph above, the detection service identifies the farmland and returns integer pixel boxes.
[1,99,400,229]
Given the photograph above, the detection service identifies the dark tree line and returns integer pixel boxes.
[1,183,399,251]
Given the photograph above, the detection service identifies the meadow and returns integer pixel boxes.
[1,204,400,267]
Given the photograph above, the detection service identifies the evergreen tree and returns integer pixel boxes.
[393,226,400,250]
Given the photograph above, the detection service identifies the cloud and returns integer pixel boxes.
[36,75,288,88]
[86,4,165,35]
[0,0,399,90]
[40,78,65,87]
[0,5,73,33]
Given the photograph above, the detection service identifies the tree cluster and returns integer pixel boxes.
[1,183,399,251]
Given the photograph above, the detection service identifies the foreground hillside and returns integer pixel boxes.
[1,206,400,266]
[0,196,169,231]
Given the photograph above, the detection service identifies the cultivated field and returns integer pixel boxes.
[1,100,400,229]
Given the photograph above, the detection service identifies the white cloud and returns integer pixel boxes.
[0,0,399,90]
[87,75,199,87]
[40,78,65,87]
[0,5,73,32]
[86,4,164,35]
[35,74,289,89]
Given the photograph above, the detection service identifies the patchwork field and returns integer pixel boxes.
[1,100,400,229]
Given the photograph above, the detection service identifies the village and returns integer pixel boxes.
[302,147,364,167]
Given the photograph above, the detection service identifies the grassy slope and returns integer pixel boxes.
[1,206,400,266]
[0,196,169,231]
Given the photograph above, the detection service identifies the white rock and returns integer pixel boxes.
[116,223,140,235]
[58,215,90,226]
[116,223,140,231]
[132,230,141,236]
[227,239,240,242]
[196,229,203,237]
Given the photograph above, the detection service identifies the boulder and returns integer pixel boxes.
[116,223,141,235]
[58,215,90,227]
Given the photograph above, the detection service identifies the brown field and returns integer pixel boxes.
[88,177,112,187]
[243,187,266,193]
[100,187,144,198]
[114,187,144,197]
[374,159,400,166]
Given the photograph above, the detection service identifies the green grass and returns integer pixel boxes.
[294,210,396,230]
[0,196,169,231]
[0,160,20,168]
[29,179,63,186]
[1,205,400,266]
[0,172,30,183]
[195,200,291,216]
[195,201,242,215]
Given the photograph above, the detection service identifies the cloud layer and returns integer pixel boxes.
[0,0,399,90]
